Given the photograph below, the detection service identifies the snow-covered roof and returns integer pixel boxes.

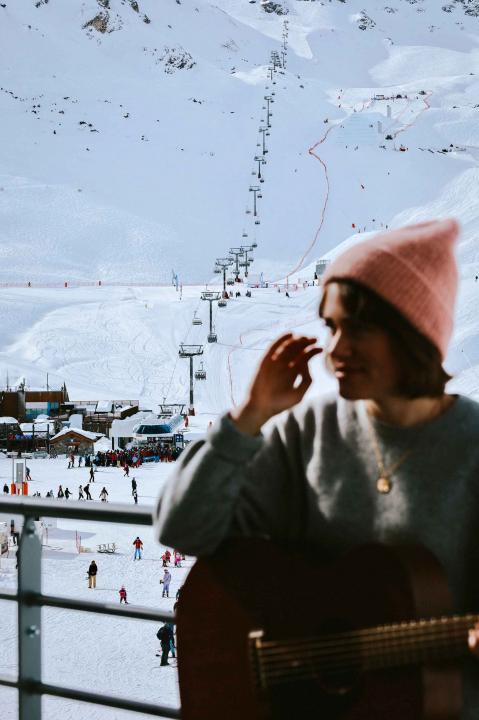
[96,400,113,413]
[0,416,19,425]
[51,427,102,442]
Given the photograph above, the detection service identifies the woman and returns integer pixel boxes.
[155,219,479,714]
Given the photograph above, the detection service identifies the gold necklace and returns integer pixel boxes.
[365,414,413,494]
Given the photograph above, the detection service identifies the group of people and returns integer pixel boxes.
[86,540,182,667]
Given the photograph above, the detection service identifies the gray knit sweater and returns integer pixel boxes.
[154,393,479,718]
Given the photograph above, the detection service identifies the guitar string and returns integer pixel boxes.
[255,627,469,670]
[257,635,466,685]
[255,631,467,682]
[253,615,479,653]
[256,624,469,664]
[256,613,478,652]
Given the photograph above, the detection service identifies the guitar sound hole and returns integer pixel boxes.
[267,619,359,719]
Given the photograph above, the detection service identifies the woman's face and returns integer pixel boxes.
[320,283,401,401]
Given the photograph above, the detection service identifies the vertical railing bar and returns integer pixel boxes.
[17,516,42,720]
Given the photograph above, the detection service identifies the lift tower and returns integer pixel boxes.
[178,344,204,416]
[239,245,255,278]
[228,248,245,280]
[215,257,234,295]
[201,291,221,342]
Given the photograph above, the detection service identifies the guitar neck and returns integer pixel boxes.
[252,613,479,687]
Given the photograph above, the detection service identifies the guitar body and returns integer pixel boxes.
[177,540,462,720]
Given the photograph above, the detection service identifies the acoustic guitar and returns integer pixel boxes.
[176,539,478,719]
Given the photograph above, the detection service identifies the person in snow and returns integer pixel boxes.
[78,455,83,467]
[157,623,174,666]
[133,536,143,560]
[25,466,32,481]
[3,483,9,494]
[64,487,72,500]
[89,466,95,482]
[87,560,97,589]
[160,568,172,598]
[132,488,138,505]
[83,483,92,500]
[99,486,109,502]
[173,550,182,568]
[119,585,129,604]
[154,219,479,712]
[57,485,64,499]
[131,477,137,493]
[78,485,84,500]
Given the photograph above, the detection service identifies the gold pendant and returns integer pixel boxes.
[377,476,392,494]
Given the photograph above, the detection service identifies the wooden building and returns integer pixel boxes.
[0,384,69,422]
[50,428,104,455]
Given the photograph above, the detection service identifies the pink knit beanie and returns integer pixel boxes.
[322,219,460,358]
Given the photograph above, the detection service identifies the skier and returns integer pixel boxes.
[78,455,83,467]
[161,551,169,567]
[89,466,95,482]
[3,483,9,494]
[132,488,138,504]
[156,623,174,665]
[87,560,97,589]
[64,487,72,500]
[123,464,130,477]
[131,477,137,493]
[78,485,84,500]
[57,485,64,499]
[25,466,32,481]
[160,568,171,598]
[133,536,143,560]
[119,585,129,604]
[174,550,182,568]
[84,483,92,500]
[99,486,109,502]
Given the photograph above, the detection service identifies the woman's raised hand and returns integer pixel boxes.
[230,333,322,435]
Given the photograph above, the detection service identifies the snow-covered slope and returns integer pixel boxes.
[2,0,479,404]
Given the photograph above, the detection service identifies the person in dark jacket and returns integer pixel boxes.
[64,487,72,499]
[3,483,9,494]
[88,560,97,588]
[157,624,174,665]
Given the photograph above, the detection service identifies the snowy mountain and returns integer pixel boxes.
[1,0,479,407]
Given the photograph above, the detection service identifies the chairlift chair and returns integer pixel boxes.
[255,219,261,225]
[226,278,235,286]
[208,327,218,343]
[252,241,258,248]
[242,231,248,238]
[218,299,227,308]
[192,312,203,326]
[194,362,207,381]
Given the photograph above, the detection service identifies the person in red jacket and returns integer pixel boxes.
[119,585,128,604]
[133,536,143,560]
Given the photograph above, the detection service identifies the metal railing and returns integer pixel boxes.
[0,496,181,720]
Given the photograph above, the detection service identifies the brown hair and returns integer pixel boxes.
[319,280,451,398]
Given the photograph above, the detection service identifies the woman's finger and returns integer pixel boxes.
[288,346,323,368]
[273,336,318,363]
[265,333,294,358]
